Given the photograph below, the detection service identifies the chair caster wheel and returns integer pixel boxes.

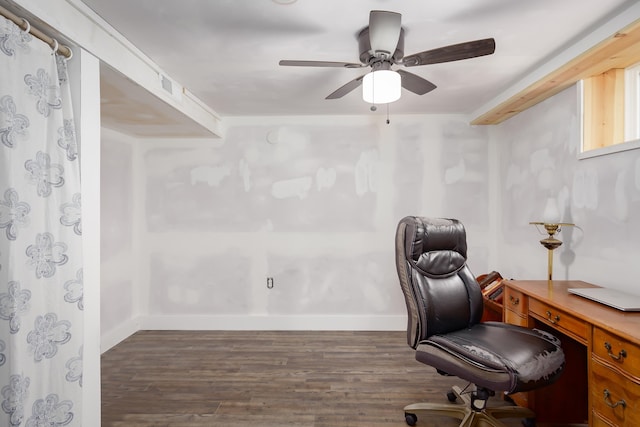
[521,417,536,427]
[446,390,457,402]
[405,412,417,426]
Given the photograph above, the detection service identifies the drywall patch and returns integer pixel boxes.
[355,149,379,196]
[558,186,571,218]
[166,285,205,307]
[530,148,555,174]
[149,252,251,315]
[505,163,527,190]
[444,159,465,184]
[440,119,490,223]
[393,125,424,218]
[614,170,629,221]
[538,168,555,191]
[271,176,313,199]
[266,251,404,316]
[316,167,336,191]
[572,169,598,210]
[266,127,310,147]
[260,219,274,232]
[190,165,231,186]
[239,158,252,192]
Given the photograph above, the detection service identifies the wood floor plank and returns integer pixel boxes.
[101,330,526,426]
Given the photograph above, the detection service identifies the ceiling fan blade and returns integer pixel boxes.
[368,10,402,57]
[397,70,437,95]
[326,75,366,99]
[279,60,364,68]
[402,38,496,67]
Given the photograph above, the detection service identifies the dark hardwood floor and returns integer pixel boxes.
[101,330,525,427]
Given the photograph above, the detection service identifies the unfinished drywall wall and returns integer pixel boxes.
[100,128,137,345]
[493,84,640,292]
[136,115,492,330]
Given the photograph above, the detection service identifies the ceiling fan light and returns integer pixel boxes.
[362,70,401,104]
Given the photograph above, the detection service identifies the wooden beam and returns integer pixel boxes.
[472,17,640,125]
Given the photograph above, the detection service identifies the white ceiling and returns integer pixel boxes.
[82,0,634,123]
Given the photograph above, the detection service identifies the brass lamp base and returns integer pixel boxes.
[530,222,574,281]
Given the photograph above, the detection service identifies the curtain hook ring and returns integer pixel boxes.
[51,38,59,54]
[21,18,31,33]
[63,46,73,60]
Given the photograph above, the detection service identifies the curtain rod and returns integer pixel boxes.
[0,4,72,58]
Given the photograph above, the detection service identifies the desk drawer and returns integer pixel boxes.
[529,298,588,342]
[504,287,527,315]
[593,412,619,427]
[593,327,640,378]
[591,358,640,426]
[504,308,528,327]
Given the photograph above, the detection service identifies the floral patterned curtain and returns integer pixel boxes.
[0,16,83,426]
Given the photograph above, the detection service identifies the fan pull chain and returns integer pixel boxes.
[370,71,377,111]
[386,103,390,124]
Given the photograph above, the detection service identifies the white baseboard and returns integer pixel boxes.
[100,317,141,353]
[101,315,406,352]
[140,314,407,331]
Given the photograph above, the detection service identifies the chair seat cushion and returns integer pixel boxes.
[415,322,565,393]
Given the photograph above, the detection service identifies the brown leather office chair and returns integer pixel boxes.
[395,217,565,427]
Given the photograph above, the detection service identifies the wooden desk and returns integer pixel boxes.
[503,280,640,427]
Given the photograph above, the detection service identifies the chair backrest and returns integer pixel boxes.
[395,216,484,349]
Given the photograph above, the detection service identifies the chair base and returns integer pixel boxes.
[404,385,535,427]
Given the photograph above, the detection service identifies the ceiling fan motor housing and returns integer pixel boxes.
[358,27,405,64]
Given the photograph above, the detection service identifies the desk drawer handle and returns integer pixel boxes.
[604,342,627,360]
[603,389,626,409]
[545,310,560,324]
[509,296,519,305]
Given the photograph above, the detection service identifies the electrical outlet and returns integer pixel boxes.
[266,277,274,289]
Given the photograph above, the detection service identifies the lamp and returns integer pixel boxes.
[530,197,576,282]
[530,198,575,281]
[362,69,401,104]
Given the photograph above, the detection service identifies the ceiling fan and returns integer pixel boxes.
[279,10,496,102]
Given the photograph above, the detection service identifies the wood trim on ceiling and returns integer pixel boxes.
[472,18,640,125]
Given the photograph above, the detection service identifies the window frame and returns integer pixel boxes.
[624,61,640,141]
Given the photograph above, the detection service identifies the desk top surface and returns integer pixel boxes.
[507,280,640,345]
